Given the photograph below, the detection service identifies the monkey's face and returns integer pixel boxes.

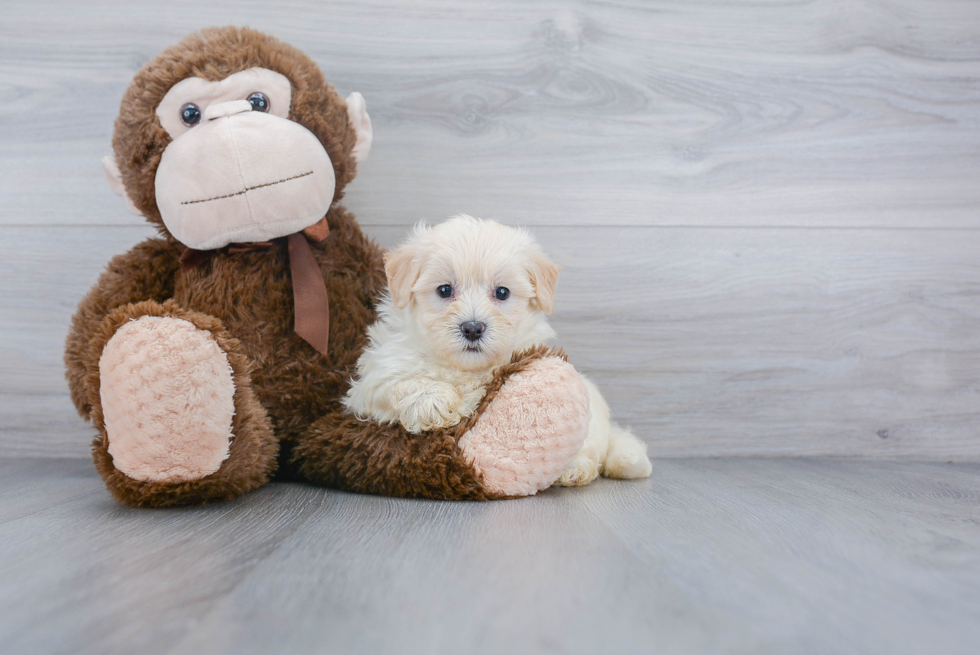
[104,29,373,250]
[148,68,339,250]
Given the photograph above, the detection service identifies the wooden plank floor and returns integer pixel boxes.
[1,458,978,655]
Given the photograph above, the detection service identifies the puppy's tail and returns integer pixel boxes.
[603,423,653,480]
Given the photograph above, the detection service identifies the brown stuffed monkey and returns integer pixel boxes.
[64,27,590,508]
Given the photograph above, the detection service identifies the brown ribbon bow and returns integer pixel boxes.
[179,217,332,356]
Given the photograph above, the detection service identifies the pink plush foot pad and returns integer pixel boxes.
[458,356,590,497]
[99,316,236,483]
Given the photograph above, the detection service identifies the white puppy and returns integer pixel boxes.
[343,215,652,486]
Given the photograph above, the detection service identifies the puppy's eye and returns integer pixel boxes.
[437,284,453,299]
[494,286,510,301]
[247,92,270,113]
[180,103,202,126]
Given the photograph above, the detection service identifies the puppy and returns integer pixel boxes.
[343,215,652,486]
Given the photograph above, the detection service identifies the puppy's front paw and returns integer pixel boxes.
[397,382,463,433]
[456,386,487,420]
[555,454,602,487]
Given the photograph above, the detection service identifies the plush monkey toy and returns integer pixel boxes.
[64,27,590,507]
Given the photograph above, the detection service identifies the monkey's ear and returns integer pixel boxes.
[528,250,561,315]
[102,155,141,215]
[345,92,373,163]
[384,245,422,310]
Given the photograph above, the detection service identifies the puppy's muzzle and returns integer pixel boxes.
[460,321,486,342]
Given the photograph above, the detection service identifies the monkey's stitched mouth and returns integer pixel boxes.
[180,171,314,206]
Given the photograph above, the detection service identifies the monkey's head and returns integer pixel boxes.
[103,27,372,250]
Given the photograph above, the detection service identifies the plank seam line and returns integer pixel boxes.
[5,224,980,231]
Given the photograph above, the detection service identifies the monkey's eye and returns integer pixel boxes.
[247,92,270,113]
[437,284,453,299]
[494,286,510,301]
[180,103,202,127]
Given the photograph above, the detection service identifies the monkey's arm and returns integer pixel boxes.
[64,237,181,420]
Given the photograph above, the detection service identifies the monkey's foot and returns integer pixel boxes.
[90,301,279,507]
[99,315,237,483]
[457,354,590,497]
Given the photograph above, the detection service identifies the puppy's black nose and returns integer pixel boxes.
[460,321,486,342]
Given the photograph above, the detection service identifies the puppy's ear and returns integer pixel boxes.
[528,249,561,315]
[385,245,422,309]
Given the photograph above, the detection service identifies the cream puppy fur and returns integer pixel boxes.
[343,215,652,486]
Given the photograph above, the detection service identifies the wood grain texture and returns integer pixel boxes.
[1,0,979,227]
[1,458,978,654]
[3,224,978,459]
[1,0,979,459]
[0,460,331,655]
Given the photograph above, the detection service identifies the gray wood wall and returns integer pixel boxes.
[2,0,978,459]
